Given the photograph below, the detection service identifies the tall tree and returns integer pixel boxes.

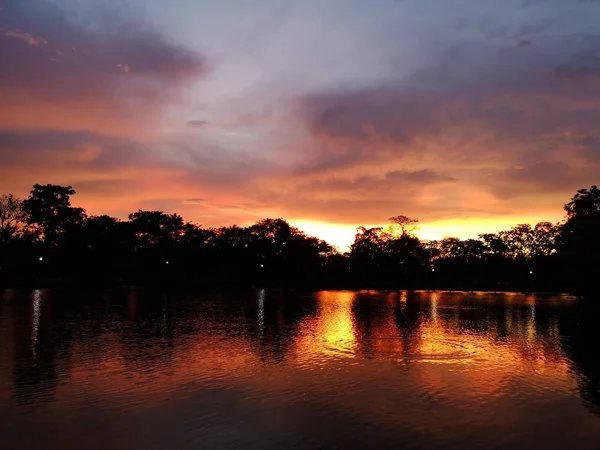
[128,210,185,247]
[0,194,24,245]
[558,186,600,294]
[388,215,419,237]
[498,224,535,259]
[565,185,600,219]
[22,184,86,244]
[531,222,559,258]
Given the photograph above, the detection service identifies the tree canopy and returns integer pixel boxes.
[0,183,598,294]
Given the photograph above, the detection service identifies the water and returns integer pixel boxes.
[0,289,599,450]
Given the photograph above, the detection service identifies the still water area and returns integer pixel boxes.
[0,289,599,449]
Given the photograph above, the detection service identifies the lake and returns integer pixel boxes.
[0,289,599,449]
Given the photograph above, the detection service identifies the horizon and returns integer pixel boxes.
[85,199,568,251]
[1,0,599,252]
[4,181,572,252]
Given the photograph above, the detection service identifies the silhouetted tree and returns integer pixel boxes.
[248,218,332,284]
[350,226,392,276]
[350,225,428,288]
[0,182,598,293]
[389,215,419,237]
[558,186,600,294]
[427,238,488,290]
[531,222,559,258]
[82,215,128,254]
[565,185,600,218]
[0,194,33,283]
[498,224,536,260]
[0,194,24,245]
[22,184,86,244]
[128,210,185,247]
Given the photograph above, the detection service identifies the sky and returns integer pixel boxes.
[1,0,600,250]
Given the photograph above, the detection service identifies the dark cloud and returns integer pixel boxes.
[516,39,533,47]
[266,194,509,225]
[294,31,600,204]
[0,128,274,225]
[297,169,455,195]
[187,120,209,127]
[172,140,279,187]
[301,33,600,135]
[294,145,365,175]
[555,64,600,80]
[245,167,467,225]
[74,178,146,197]
[0,128,276,193]
[386,169,456,183]
[483,161,599,200]
[0,129,153,169]
[0,0,205,133]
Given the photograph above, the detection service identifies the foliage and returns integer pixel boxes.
[0,194,25,245]
[22,184,86,244]
[0,184,598,294]
[388,215,419,237]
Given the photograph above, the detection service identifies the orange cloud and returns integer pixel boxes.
[1,0,599,248]
[0,1,205,138]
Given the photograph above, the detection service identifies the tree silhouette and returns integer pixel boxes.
[350,225,428,288]
[558,186,600,294]
[128,210,185,247]
[565,185,600,218]
[0,194,24,245]
[388,215,419,237]
[22,184,86,244]
[0,182,598,293]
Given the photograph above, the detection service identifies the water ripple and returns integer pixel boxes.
[0,289,598,450]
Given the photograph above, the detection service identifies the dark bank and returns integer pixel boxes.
[0,184,599,295]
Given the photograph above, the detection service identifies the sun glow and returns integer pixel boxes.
[415,215,563,242]
[291,221,367,252]
[294,214,563,252]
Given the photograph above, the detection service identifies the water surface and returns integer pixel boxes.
[1,289,599,449]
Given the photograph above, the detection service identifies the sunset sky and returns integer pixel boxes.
[1,0,599,250]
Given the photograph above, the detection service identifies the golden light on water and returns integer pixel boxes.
[295,291,358,361]
[5,290,578,420]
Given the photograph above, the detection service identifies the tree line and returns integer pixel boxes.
[0,184,598,294]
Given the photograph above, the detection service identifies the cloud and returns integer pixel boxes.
[287,31,600,219]
[0,128,280,225]
[0,0,205,136]
[0,130,154,169]
[3,29,47,46]
[187,120,209,128]
[1,0,599,236]
[292,170,455,198]
[555,63,600,80]
[183,198,206,204]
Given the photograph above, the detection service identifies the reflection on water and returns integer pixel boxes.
[0,289,598,450]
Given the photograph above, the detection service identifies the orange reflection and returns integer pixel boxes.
[1,290,580,416]
[295,291,358,362]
